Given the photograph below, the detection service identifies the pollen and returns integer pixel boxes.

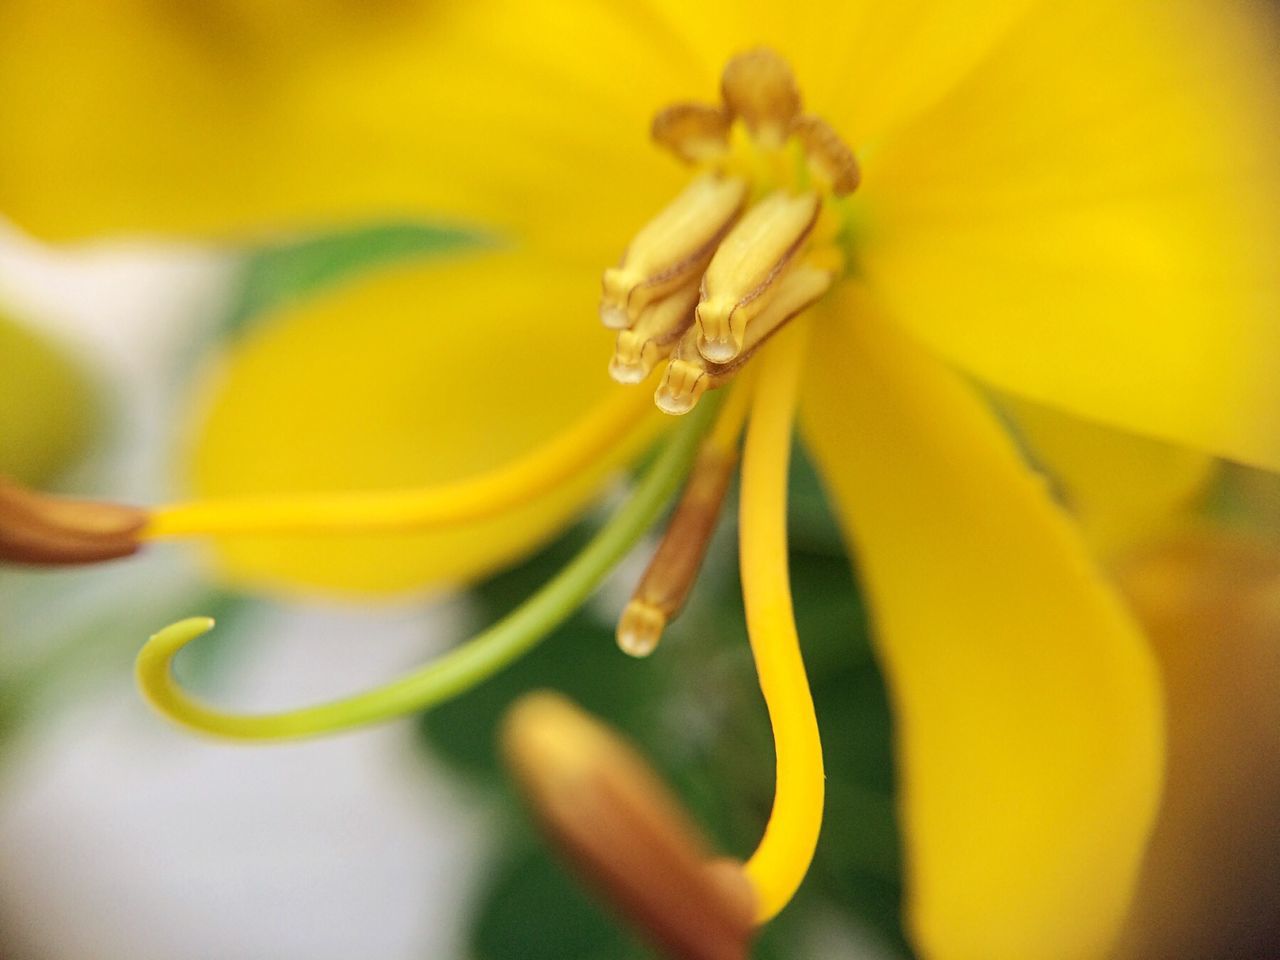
[603,48,858,414]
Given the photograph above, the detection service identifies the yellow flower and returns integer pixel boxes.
[3,1,1280,958]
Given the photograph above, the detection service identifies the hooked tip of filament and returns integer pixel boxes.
[616,600,666,658]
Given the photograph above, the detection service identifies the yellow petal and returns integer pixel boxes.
[0,0,694,259]
[185,249,662,596]
[646,0,1035,146]
[1001,396,1216,559]
[800,286,1163,960]
[858,0,1280,469]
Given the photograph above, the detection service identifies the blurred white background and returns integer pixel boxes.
[0,227,488,960]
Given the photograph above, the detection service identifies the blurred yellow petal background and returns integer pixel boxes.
[0,0,696,261]
[185,249,661,595]
[860,0,1280,469]
[801,285,1163,960]
[1001,396,1215,559]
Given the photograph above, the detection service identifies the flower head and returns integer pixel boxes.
[3,2,1280,957]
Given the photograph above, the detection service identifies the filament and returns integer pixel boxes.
[616,380,753,656]
[738,322,823,923]
[143,385,656,540]
[135,395,722,742]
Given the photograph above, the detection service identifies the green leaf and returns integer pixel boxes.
[222,222,480,335]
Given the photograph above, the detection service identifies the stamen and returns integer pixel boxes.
[791,116,861,196]
[135,395,724,741]
[601,173,748,330]
[655,261,834,416]
[652,102,733,165]
[738,323,823,923]
[0,477,145,566]
[720,48,802,148]
[695,189,820,363]
[501,692,756,960]
[144,385,654,540]
[616,383,752,656]
[610,285,698,384]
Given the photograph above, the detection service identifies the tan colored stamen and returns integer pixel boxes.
[610,284,699,384]
[601,47,859,414]
[652,102,733,165]
[695,189,821,363]
[0,477,146,565]
[501,692,757,960]
[617,442,737,657]
[720,48,802,147]
[601,173,749,330]
[657,262,834,414]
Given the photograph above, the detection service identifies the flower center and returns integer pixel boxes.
[601,48,858,414]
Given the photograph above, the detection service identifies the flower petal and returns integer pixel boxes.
[1001,396,1215,559]
[645,0,1035,145]
[185,248,663,596]
[800,286,1163,960]
[0,0,696,258]
[858,0,1280,469]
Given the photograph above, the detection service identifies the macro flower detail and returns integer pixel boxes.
[2,2,1280,958]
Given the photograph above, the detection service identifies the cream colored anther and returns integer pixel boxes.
[695,190,820,364]
[610,285,699,384]
[655,262,833,416]
[601,173,748,330]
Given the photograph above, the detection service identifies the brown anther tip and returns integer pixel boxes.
[501,692,757,960]
[720,48,801,143]
[792,115,861,195]
[0,476,147,566]
[652,102,733,165]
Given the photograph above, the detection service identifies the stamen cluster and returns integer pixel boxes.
[601,48,858,414]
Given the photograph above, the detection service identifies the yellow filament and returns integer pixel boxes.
[143,386,655,540]
[739,322,823,923]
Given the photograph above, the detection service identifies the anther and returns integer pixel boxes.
[791,116,861,196]
[610,285,698,384]
[0,476,146,565]
[656,262,834,416]
[501,692,757,960]
[652,102,733,165]
[601,173,748,330]
[617,444,737,657]
[655,332,711,416]
[695,190,820,363]
[720,48,802,147]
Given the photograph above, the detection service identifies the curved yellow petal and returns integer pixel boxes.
[800,287,1163,960]
[0,0,694,258]
[858,0,1280,469]
[1002,396,1216,559]
[184,248,663,596]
